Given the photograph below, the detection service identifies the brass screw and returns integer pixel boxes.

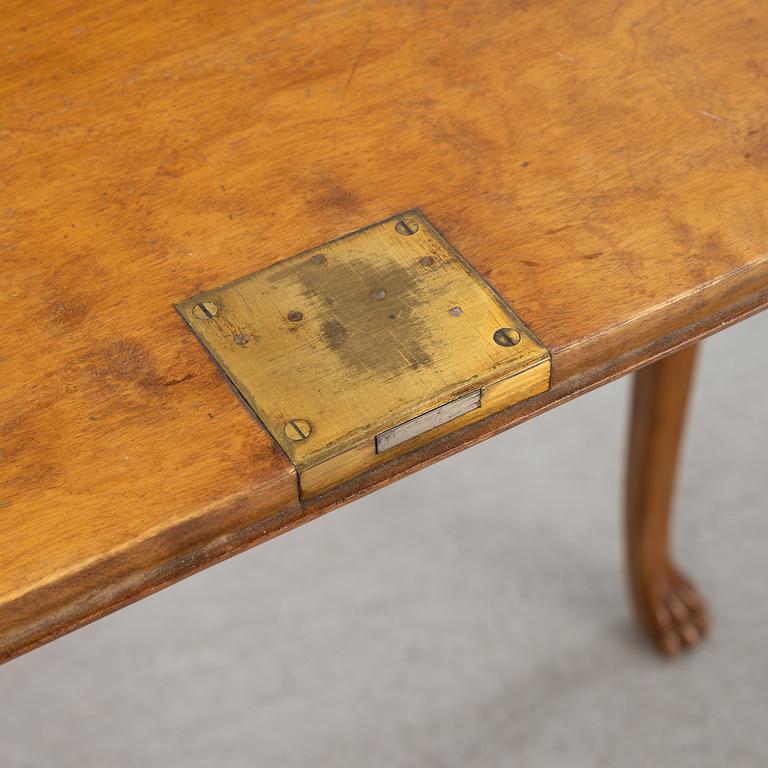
[493,327,521,347]
[395,217,420,236]
[284,419,311,441]
[193,301,219,319]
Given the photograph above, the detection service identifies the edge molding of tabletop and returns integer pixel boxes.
[2,253,767,665]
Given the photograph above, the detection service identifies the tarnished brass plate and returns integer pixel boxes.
[177,211,550,497]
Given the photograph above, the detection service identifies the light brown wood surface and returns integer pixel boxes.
[2,0,767,662]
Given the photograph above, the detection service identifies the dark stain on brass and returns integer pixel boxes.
[282,255,433,375]
[321,319,348,350]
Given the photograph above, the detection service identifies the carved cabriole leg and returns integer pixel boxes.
[625,344,709,655]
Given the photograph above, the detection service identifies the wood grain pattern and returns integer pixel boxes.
[2,0,768,661]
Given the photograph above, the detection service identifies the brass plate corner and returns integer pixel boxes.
[178,211,550,497]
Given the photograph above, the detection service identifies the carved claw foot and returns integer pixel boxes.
[643,569,709,656]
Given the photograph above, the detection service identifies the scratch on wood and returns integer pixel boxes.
[338,30,372,118]
[700,110,725,122]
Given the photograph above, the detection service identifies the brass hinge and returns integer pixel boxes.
[177,211,550,497]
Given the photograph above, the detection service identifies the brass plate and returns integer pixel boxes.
[177,211,550,497]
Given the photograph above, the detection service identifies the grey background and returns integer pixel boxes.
[2,311,766,767]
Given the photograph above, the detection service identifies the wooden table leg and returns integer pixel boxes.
[625,344,709,655]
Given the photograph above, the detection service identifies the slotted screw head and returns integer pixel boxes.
[395,217,420,236]
[284,419,312,441]
[192,301,219,319]
[493,327,521,347]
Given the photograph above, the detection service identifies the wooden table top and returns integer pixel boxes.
[2,0,767,662]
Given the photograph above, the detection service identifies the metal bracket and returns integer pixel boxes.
[177,211,550,497]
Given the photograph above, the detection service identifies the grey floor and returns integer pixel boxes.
[3,311,767,767]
